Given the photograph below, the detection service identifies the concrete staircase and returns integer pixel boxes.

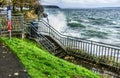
[35,35,66,58]
[30,26,66,58]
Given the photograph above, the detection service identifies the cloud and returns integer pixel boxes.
[41,0,120,8]
[42,0,120,4]
[63,0,120,4]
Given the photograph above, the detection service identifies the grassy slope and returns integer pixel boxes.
[0,37,100,78]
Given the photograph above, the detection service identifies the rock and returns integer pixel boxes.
[14,72,19,76]
[8,74,12,77]
[2,46,5,48]
[3,56,5,58]
[24,70,27,72]
[2,51,7,54]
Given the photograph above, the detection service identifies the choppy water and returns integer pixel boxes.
[44,8,120,46]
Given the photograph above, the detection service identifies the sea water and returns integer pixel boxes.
[44,8,120,46]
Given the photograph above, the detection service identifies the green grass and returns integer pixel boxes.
[0,37,100,78]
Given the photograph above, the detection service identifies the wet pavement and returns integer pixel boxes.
[0,42,31,78]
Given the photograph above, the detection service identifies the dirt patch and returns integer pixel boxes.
[0,42,31,78]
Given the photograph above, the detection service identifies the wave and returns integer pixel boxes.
[88,17,116,25]
[67,21,86,28]
[81,30,108,39]
[48,13,67,33]
[88,17,96,20]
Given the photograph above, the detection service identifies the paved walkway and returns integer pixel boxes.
[0,42,31,78]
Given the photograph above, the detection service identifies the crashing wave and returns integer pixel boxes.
[67,21,86,28]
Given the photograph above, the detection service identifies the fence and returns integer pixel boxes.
[37,19,120,70]
[0,14,7,31]
[0,14,24,33]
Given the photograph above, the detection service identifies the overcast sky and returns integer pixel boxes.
[41,0,120,8]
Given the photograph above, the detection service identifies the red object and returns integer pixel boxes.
[7,20,12,32]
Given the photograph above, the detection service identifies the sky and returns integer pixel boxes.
[41,0,120,8]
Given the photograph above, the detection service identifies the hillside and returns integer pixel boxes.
[0,37,100,78]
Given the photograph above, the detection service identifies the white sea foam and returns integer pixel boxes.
[47,12,67,33]
[69,20,79,23]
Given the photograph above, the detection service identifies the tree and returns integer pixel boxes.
[25,0,38,10]
[11,0,17,11]
[32,0,44,19]
[0,0,44,16]
[0,0,7,7]
[18,0,24,11]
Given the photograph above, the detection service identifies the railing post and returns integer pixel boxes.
[90,41,93,57]
[49,24,50,36]
[21,14,24,39]
[67,36,69,51]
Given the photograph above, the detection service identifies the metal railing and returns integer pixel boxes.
[37,19,120,70]
[29,23,56,54]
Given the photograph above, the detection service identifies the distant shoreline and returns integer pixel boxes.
[43,5,120,10]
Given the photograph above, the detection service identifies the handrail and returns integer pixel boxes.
[37,19,120,70]
[38,20,69,51]
[30,23,56,53]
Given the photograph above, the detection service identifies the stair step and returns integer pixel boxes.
[39,41,48,45]
[42,43,54,49]
[56,52,66,58]
[33,34,67,58]
[54,50,63,55]
[55,46,61,50]
[38,39,54,46]
[38,39,46,42]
